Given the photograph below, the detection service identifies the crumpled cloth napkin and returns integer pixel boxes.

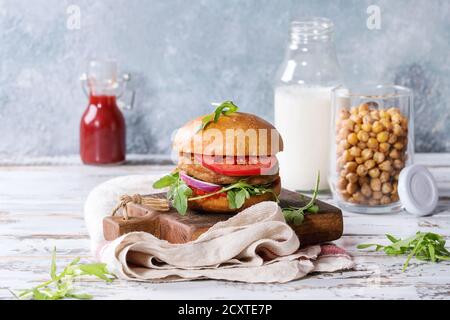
[85,175,354,284]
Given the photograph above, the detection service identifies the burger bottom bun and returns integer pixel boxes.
[188,179,281,214]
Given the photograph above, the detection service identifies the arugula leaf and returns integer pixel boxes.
[234,189,248,209]
[358,232,450,271]
[282,172,320,225]
[14,248,115,300]
[79,263,114,282]
[153,172,179,189]
[199,101,239,131]
[227,190,237,209]
[172,182,192,215]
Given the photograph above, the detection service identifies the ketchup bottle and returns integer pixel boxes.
[80,60,134,165]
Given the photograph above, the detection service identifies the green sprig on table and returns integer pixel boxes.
[282,172,320,225]
[358,232,450,271]
[13,247,115,300]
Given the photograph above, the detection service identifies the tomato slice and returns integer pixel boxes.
[195,154,279,177]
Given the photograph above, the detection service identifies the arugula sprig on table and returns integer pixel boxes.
[198,101,239,131]
[358,232,450,271]
[153,172,276,214]
[14,247,115,300]
[282,172,320,225]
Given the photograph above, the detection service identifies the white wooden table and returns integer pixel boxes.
[1,154,449,300]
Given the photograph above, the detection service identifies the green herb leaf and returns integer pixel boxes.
[172,182,192,215]
[234,189,248,209]
[78,263,114,282]
[357,232,450,271]
[227,190,237,209]
[153,172,179,189]
[282,172,320,225]
[15,248,114,300]
[199,101,239,131]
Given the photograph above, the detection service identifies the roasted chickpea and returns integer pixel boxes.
[358,103,370,113]
[394,142,404,150]
[382,182,393,194]
[373,151,385,164]
[367,138,379,150]
[358,176,370,186]
[361,183,372,197]
[393,159,404,170]
[380,171,390,183]
[342,119,355,130]
[355,157,364,164]
[369,167,381,178]
[370,178,382,192]
[368,199,380,206]
[379,109,390,119]
[356,164,368,177]
[372,121,384,133]
[380,119,393,132]
[357,142,367,149]
[342,150,354,162]
[344,161,358,173]
[370,110,380,121]
[362,123,372,132]
[346,172,358,184]
[380,196,391,205]
[393,124,404,136]
[352,192,366,204]
[379,142,390,153]
[379,160,392,172]
[388,133,398,144]
[361,148,374,160]
[337,177,347,190]
[346,182,358,194]
[372,191,383,200]
[377,131,389,143]
[349,146,361,157]
[347,133,358,145]
[357,130,369,142]
[350,114,362,125]
[389,149,400,159]
[391,113,401,124]
[364,159,376,170]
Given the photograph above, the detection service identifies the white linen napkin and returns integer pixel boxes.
[85,175,354,284]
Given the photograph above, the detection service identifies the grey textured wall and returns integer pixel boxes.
[0,0,449,159]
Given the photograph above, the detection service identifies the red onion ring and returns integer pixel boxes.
[180,171,222,193]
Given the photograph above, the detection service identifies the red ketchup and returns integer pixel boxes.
[80,95,126,164]
[79,60,132,165]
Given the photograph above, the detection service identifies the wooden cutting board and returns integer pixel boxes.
[103,189,343,247]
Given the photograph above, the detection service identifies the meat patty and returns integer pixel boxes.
[178,155,279,185]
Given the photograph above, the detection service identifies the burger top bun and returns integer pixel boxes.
[173,112,284,156]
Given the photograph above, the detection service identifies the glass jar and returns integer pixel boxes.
[330,85,414,214]
[274,17,342,192]
[80,60,134,165]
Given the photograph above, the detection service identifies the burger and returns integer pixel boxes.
[153,101,283,214]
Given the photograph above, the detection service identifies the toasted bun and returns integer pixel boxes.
[173,112,284,156]
[188,179,281,214]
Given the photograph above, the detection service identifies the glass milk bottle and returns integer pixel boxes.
[274,17,342,191]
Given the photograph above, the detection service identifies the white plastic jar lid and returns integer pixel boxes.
[398,164,439,216]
